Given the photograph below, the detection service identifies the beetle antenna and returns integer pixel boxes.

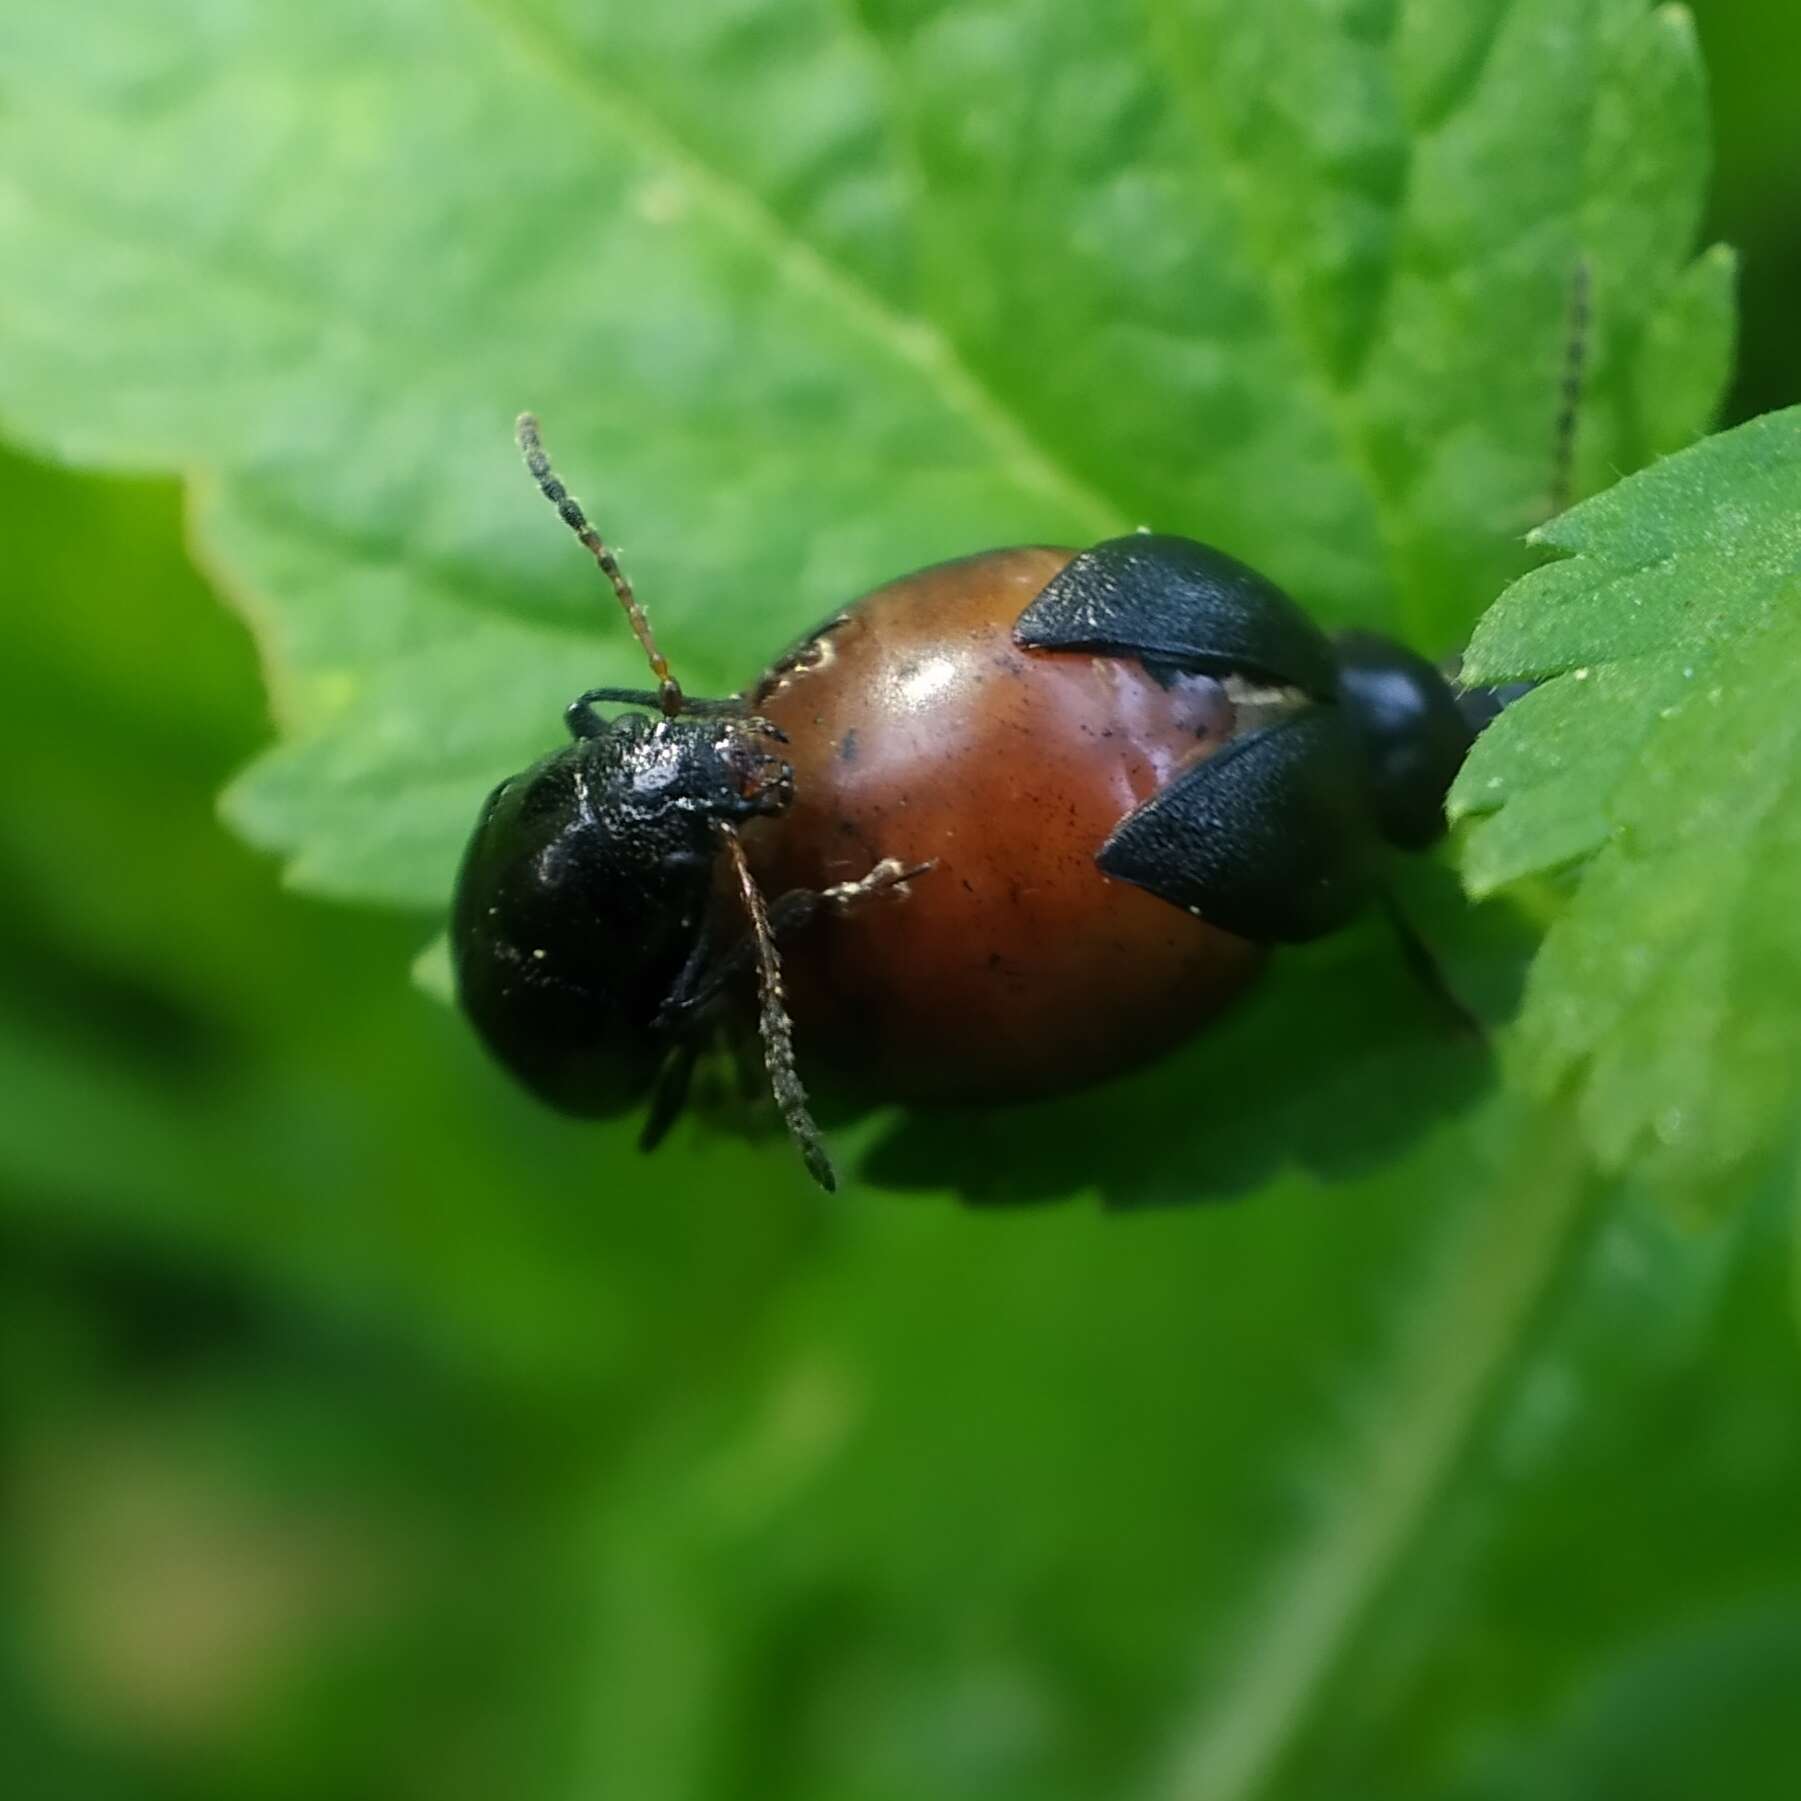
[516,412,685,717]
[1547,257,1591,519]
[715,822,837,1192]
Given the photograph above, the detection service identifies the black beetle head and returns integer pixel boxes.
[448,414,844,1189]
[1332,631,1474,853]
[451,710,791,1116]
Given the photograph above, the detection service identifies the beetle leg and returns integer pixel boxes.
[654,858,935,1035]
[658,910,722,1028]
[820,856,936,912]
[653,893,813,1036]
[638,1043,700,1152]
[715,822,837,1191]
[1378,890,1485,1042]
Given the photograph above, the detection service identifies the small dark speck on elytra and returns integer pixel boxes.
[838,728,860,764]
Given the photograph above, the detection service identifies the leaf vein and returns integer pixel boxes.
[464,0,1128,540]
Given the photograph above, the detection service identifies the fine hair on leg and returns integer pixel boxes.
[715,821,837,1191]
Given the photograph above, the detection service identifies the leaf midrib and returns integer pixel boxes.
[464,0,1129,543]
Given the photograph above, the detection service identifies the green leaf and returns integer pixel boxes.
[1452,408,1801,1192]
[0,0,1725,910]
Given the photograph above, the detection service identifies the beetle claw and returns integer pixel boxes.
[822,856,938,912]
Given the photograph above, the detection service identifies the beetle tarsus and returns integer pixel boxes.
[822,857,937,911]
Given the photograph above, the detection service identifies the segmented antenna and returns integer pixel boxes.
[715,821,836,1192]
[1548,258,1592,519]
[516,413,685,716]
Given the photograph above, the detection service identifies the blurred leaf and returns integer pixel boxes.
[556,1116,1801,1801]
[1452,408,1801,1193]
[564,1097,1578,1801]
[1256,1176,1801,1799]
[1689,0,1801,422]
[1458,1599,1801,1800]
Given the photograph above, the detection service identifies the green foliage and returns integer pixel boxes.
[1693,0,1801,416]
[1455,410,1801,1196]
[1,4,1798,1801]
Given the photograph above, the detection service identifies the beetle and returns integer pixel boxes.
[453,416,1484,1191]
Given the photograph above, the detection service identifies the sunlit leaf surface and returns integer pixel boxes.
[1455,408,1801,1195]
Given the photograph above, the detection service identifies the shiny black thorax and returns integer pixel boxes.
[452,708,787,1115]
[1015,533,1474,943]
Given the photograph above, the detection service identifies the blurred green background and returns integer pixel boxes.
[3,3,1799,1798]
